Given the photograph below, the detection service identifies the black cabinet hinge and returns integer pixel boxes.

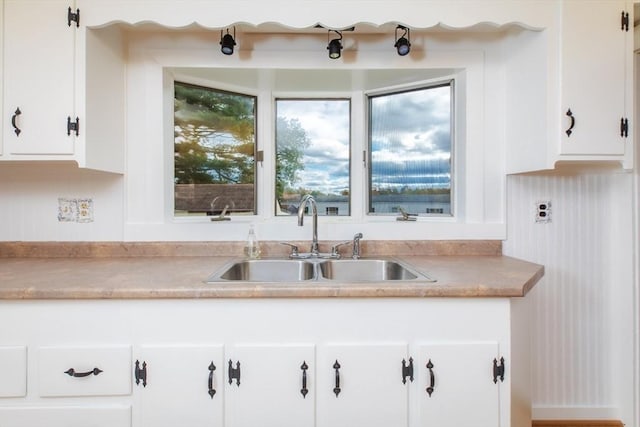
[402,357,414,384]
[134,360,147,387]
[621,11,629,32]
[620,117,629,138]
[228,359,241,386]
[493,357,505,384]
[67,7,80,27]
[67,116,79,137]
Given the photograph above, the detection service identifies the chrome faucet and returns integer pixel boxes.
[297,194,319,257]
[330,233,364,259]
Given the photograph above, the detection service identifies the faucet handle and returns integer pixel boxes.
[280,242,300,258]
[352,233,363,259]
[330,240,352,259]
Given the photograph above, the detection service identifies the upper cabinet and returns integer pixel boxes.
[559,0,632,158]
[0,0,633,174]
[3,0,75,156]
[506,0,634,173]
[1,0,125,173]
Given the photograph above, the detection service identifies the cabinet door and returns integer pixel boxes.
[3,0,75,155]
[135,345,224,427]
[316,343,409,427]
[0,346,27,397]
[0,0,4,156]
[225,344,314,427]
[415,342,500,427]
[560,0,628,155]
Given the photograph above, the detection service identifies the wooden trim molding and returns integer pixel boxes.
[532,421,624,427]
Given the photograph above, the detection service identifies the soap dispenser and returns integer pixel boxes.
[244,224,261,259]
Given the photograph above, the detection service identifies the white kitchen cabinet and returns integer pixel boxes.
[0,0,4,157]
[2,0,75,156]
[0,298,529,427]
[225,344,315,427]
[414,342,501,427]
[134,345,224,427]
[507,0,635,173]
[37,345,131,397]
[559,0,632,158]
[0,346,27,397]
[0,0,126,172]
[316,342,409,427]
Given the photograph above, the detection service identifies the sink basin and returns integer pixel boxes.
[207,259,315,282]
[318,258,433,282]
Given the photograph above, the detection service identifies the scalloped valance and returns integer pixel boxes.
[82,0,551,32]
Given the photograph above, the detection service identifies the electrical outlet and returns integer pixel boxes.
[535,200,551,223]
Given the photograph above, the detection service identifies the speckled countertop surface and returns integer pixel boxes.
[0,241,544,299]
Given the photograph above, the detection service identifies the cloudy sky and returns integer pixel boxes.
[276,85,451,196]
[277,99,351,195]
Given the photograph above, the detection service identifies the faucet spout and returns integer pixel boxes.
[297,194,319,256]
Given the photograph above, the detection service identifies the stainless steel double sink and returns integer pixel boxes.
[206,258,435,283]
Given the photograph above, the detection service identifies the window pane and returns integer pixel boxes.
[275,99,351,216]
[369,83,452,216]
[174,82,257,217]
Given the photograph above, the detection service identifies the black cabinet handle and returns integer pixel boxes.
[333,360,341,397]
[208,362,216,398]
[11,108,21,136]
[565,109,575,137]
[64,367,103,378]
[426,359,435,397]
[228,359,241,386]
[300,361,308,398]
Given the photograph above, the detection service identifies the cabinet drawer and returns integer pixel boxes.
[0,346,27,397]
[38,346,131,397]
[0,405,131,427]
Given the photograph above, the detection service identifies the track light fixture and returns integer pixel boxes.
[327,29,343,59]
[220,27,236,55]
[394,25,411,56]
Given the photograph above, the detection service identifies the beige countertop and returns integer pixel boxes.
[0,252,544,299]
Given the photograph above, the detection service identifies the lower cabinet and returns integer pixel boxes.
[0,298,529,427]
[316,343,409,427]
[415,342,501,427]
[0,346,27,397]
[0,406,131,427]
[134,345,224,427]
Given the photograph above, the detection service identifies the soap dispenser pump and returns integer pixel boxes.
[244,224,261,259]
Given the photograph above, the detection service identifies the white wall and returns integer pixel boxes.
[0,164,124,241]
[503,166,635,424]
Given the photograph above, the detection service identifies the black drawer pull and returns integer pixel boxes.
[11,108,21,136]
[300,361,309,398]
[64,367,103,378]
[333,360,341,397]
[208,362,216,398]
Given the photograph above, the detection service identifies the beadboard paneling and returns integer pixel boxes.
[503,168,634,419]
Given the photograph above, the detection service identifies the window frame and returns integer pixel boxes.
[365,79,456,218]
[172,80,260,218]
[273,96,353,217]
